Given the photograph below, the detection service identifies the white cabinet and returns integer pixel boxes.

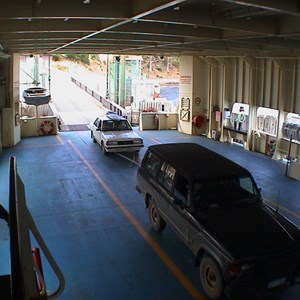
[288,161,300,181]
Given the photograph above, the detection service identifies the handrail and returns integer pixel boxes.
[9,156,65,299]
[9,156,25,300]
[70,76,127,117]
[32,257,47,297]
[27,210,65,299]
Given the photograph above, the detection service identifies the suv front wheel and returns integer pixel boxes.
[148,198,166,232]
[200,255,224,300]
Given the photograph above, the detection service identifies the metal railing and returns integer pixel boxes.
[8,156,65,300]
[71,77,127,117]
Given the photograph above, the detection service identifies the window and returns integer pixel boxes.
[117,120,131,130]
[256,107,278,136]
[158,162,167,183]
[102,121,113,131]
[144,152,162,178]
[174,174,189,206]
[239,175,256,194]
[93,118,100,128]
[193,175,259,212]
[162,164,176,192]
[282,113,300,142]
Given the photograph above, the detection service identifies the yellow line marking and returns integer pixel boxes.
[150,138,162,144]
[68,140,204,300]
[56,134,64,144]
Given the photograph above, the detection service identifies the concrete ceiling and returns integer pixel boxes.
[1,0,300,57]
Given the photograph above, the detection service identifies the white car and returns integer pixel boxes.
[90,112,144,155]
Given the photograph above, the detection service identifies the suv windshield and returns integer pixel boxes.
[193,175,260,211]
[102,120,132,131]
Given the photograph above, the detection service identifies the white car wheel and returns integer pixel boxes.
[91,132,97,143]
[101,143,107,155]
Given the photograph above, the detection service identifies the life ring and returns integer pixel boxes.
[40,120,54,135]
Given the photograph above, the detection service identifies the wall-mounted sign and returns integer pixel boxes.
[232,102,249,115]
[181,97,190,110]
[180,75,191,85]
[180,110,190,121]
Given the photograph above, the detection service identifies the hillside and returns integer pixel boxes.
[52,55,180,81]
[86,58,179,80]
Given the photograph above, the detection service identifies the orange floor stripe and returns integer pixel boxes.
[68,140,204,300]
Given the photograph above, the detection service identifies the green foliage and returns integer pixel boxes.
[172,58,180,68]
[51,54,179,77]
[52,54,63,61]
[90,54,100,61]
[62,54,90,65]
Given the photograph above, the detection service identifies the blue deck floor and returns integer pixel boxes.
[0,129,300,300]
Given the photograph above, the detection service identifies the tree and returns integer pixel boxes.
[142,55,159,73]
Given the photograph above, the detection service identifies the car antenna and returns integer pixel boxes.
[275,190,280,214]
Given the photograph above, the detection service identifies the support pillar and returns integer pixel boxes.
[178,56,210,136]
[1,53,21,147]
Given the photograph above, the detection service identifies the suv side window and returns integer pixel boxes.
[239,176,256,194]
[174,174,189,206]
[162,164,176,192]
[158,162,166,183]
[144,152,162,178]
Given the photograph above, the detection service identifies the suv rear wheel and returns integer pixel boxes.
[148,198,166,232]
[200,255,224,300]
